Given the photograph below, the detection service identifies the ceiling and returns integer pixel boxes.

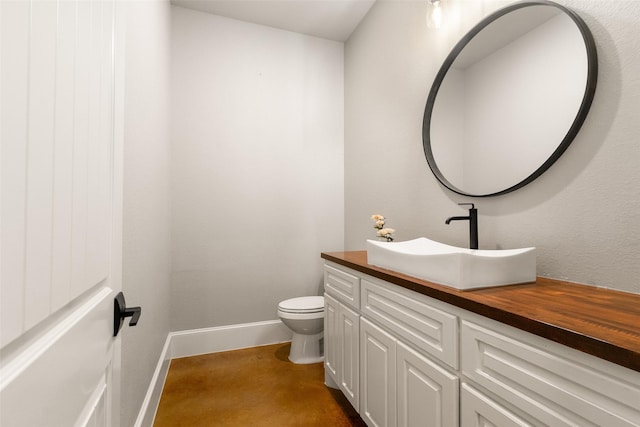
[171,0,376,42]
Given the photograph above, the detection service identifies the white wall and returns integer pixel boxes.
[122,1,172,426]
[345,0,640,294]
[171,6,344,331]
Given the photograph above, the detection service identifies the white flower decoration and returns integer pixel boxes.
[371,214,395,241]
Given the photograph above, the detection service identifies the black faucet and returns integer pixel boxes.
[445,203,478,250]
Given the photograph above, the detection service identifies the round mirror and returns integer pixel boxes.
[423,0,597,197]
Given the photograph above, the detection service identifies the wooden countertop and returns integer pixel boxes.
[321,251,640,373]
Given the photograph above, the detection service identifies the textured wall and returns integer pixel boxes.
[171,6,344,331]
[122,1,173,425]
[345,0,640,294]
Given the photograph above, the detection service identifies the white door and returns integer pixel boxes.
[1,0,125,425]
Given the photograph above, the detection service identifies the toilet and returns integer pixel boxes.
[277,296,325,364]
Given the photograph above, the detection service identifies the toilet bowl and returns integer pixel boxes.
[277,296,325,364]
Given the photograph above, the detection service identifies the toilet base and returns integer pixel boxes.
[288,331,324,364]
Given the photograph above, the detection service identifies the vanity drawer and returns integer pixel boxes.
[461,383,533,427]
[461,319,640,426]
[361,278,458,369]
[324,263,360,310]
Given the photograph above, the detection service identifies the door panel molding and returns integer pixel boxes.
[0,287,113,425]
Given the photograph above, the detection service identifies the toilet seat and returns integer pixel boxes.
[278,296,324,314]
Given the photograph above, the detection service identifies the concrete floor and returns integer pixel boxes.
[153,342,366,426]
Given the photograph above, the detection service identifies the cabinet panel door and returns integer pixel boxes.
[324,293,340,382]
[339,303,360,411]
[361,317,397,427]
[397,342,458,427]
[461,383,534,427]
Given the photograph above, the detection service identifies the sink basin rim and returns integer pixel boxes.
[367,237,535,257]
[366,237,536,290]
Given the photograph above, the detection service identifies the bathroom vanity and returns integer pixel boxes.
[322,251,640,427]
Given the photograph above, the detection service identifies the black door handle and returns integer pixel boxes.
[114,292,142,337]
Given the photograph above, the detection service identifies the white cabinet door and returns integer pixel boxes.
[325,293,340,383]
[361,317,397,427]
[339,302,360,411]
[397,341,459,427]
[325,292,360,410]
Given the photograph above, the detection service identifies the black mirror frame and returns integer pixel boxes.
[422,0,598,197]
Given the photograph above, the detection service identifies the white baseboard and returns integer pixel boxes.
[134,319,292,426]
[169,319,292,359]
[133,334,172,427]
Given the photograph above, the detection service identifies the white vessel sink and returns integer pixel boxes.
[366,237,536,290]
